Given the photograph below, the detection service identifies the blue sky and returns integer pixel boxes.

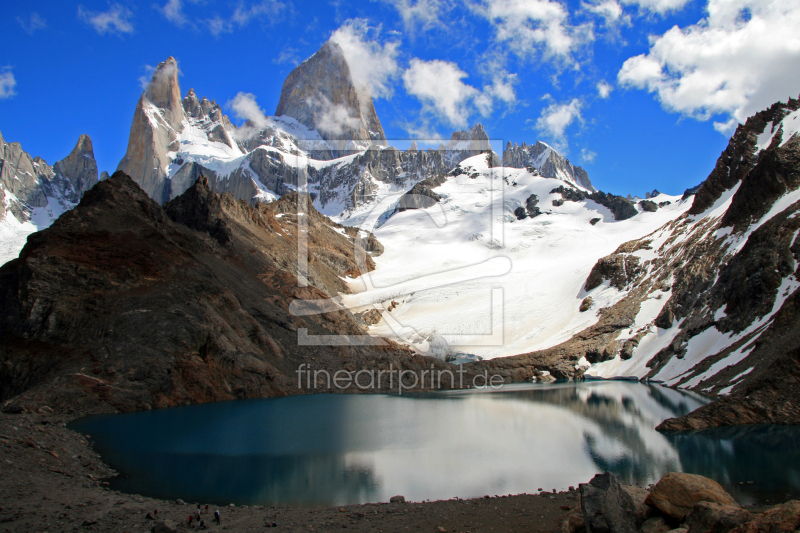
[1,0,799,196]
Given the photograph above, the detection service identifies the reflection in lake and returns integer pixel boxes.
[69,382,800,506]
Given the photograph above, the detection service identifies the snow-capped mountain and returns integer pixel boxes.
[1,131,98,265]
[113,46,597,224]
[503,140,594,191]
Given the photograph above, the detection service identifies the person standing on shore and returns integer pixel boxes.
[214,509,221,524]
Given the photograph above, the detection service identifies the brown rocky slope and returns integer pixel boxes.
[0,172,461,415]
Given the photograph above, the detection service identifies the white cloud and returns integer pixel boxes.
[330,19,401,102]
[385,0,449,32]
[206,0,285,36]
[618,0,800,134]
[580,148,597,163]
[583,0,629,31]
[138,64,156,90]
[403,59,481,128]
[597,80,613,99]
[312,96,364,137]
[534,97,583,151]
[274,47,301,65]
[471,0,593,67]
[17,12,47,34]
[620,0,691,15]
[228,92,271,140]
[159,0,198,26]
[78,3,134,35]
[402,57,517,129]
[0,68,16,100]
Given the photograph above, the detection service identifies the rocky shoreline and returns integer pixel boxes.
[2,408,799,533]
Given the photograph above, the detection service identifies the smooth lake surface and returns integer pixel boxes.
[70,382,800,506]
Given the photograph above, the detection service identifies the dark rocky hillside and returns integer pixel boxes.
[0,173,457,415]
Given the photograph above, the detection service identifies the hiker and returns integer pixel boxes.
[214,509,221,524]
[196,507,202,522]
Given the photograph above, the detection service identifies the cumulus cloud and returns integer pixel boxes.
[597,80,613,99]
[403,59,481,128]
[583,0,629,33]
[206,0,285,36]
[580,148,597,163]
[158,0,202,26]
[330,19,401,102]
[471,0,593,67]
[385,0,449,33]
[620,0,691,15]
[228,92,272,140]
[402,57,517,130]
[78,3,134,35]
[0,68,16,99]
[534,97,583,152]
[618,0,800,135]
[17,12,47,35]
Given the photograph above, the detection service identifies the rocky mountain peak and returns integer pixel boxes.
[274,40,385,149]
[144,56,183,130]
[53,133,98,202]
[447,123,491,152]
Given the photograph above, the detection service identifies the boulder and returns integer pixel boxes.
[641,516,671,533]
[645,473,738,522]
[729,500,800,533]
[514,206,528,220]
[580,297,593,312]
[580,472,638,533]
[685,501,752,533]
[560,505,586,533]
[622,485,653,525]
[389,495,405,503]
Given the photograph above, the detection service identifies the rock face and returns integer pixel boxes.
[645,473,739,522]
[275,41,385,151]
[579,472,638,533]
[0,173,446,414]
[52,134,98,203]
[503,140,594,191]
[117,57,186,203]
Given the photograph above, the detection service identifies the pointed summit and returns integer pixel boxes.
[144,56,183,131]
[117,56,187,203]
[275,41,385,150]
[54,134,98,201]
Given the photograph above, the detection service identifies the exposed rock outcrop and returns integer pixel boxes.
[397,173,447,212]
[551,186,639,221]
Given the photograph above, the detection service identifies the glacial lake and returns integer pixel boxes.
[69,382,800,507]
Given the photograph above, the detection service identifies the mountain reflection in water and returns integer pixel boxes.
[70,382,799,506]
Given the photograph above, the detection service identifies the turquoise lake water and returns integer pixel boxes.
[69,382,800,507]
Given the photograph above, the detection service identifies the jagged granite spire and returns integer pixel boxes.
[275,41,385,149]
[117,57,186,203]
[54,134,98,202]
